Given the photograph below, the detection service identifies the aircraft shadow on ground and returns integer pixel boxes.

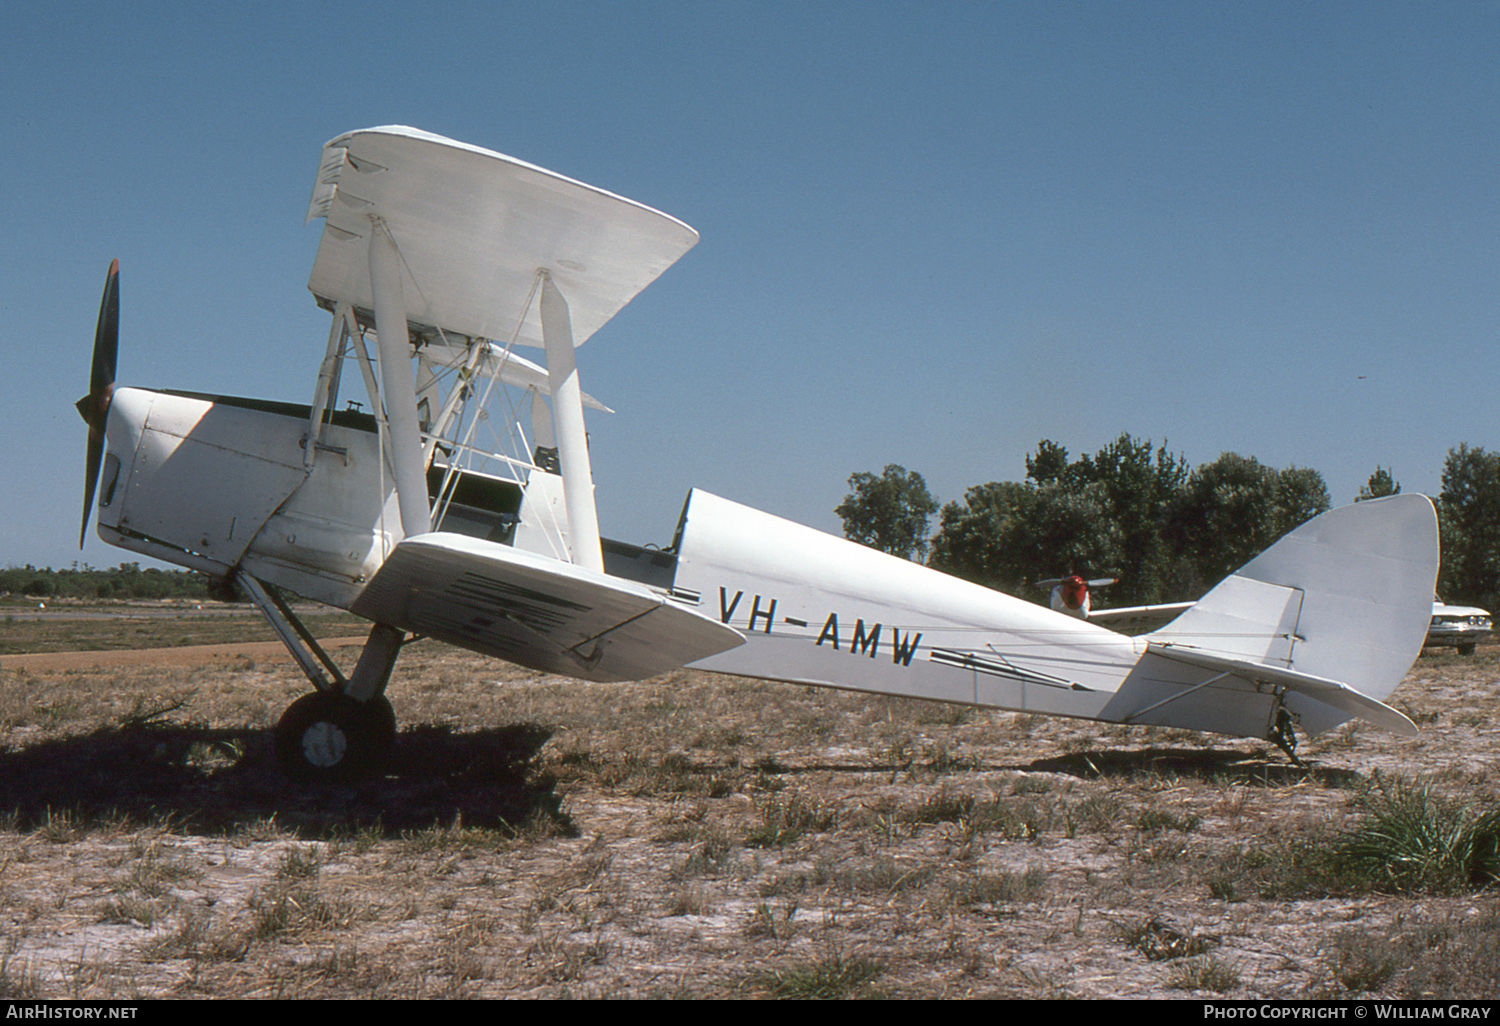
[692,744,1363,790]
[0,730,1365,840]
[0,722,574,839]
[1024,746,1365,788]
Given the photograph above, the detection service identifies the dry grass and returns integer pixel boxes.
[0,609,1498,998]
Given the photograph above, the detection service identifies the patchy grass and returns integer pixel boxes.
[945,866,1048,907]
[1322,929,1400,994]
[1167,955,1241,993]
[1334,774,1500,893]
[1117,917,1219,961]
[0,946,44,999]
[743,791,838,847]
[1208,773,1500,900]
[750,937,886,999]
[0,617,1497,996]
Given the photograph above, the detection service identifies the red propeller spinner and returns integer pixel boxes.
[1037,574,1119,618]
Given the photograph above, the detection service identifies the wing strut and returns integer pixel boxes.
[368,217,431,538]
[540,272,604,572]
[306,300,350,469]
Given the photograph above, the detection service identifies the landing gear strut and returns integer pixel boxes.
[236,573,405,781]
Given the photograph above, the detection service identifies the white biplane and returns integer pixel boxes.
[77,126,1439,780]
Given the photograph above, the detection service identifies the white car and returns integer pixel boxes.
[1426,601,1492,656]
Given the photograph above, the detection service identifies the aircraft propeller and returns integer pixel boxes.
[76,260,119,548]
[1036,574,1119,617]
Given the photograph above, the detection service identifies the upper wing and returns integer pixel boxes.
[351,533,743,682]
[306,126,698,349]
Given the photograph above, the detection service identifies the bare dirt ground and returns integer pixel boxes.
[0,617,1497,999]
[0,638,368,673]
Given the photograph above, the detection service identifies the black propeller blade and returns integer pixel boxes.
[77,259,119,548]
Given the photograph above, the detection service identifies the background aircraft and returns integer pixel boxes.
[1036,575,1195,634]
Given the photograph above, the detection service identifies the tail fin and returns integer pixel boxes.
[1145,494,1438,735]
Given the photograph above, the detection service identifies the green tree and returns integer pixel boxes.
[0,562,211,601]
[1438,444,1500,609]
[1024,439,1072,487]
[931,435,1183,604]
[835,465,939,561]
[928,441,1330,605]
[929,480,1120,595]
[1166,453,1330,594]
[1357,466,1401,501]
[1067,434,1188,605]
[928,481,1031,590]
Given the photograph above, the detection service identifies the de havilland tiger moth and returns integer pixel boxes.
[74,126,1440,780]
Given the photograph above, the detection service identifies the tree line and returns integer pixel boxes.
[837,437,1500,612]
[0,563,211,601]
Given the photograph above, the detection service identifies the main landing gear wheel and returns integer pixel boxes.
[274,692,396,782]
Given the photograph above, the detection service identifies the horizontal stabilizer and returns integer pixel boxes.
[352,533,743,681]
[1145,643,1417,737]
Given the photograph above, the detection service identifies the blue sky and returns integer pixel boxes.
[3,1,1497,571]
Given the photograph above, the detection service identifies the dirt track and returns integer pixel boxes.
[0,637,369,672]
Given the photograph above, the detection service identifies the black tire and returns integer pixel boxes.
[363,694,397,764]
[1459,642,1477,657]
[275,691,393,782]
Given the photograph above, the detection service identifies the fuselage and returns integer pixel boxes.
[671,490,1145,718]
[93,386,1148,720]
[96,387,395,607]
[95,386,1431,746]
